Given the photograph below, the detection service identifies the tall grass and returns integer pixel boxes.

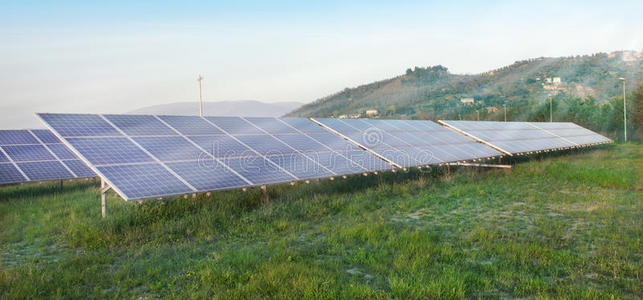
[0,143,641,299]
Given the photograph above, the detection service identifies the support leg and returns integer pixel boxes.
[261,185,269,204]
[59,179,63,191]
[100,179,110,218]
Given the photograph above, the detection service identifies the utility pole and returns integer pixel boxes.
[503,104,507,122]
[197,75,204,117]
[550,97,553,122]
[619,78,627,142]
[476,110,480,121]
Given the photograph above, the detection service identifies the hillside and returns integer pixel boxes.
[129,100,303,117]
[286,51,643,122]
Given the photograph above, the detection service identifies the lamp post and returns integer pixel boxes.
[619,77,626,142]
[197,75,204,117]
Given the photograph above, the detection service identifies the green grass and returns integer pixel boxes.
[1,144,641,299]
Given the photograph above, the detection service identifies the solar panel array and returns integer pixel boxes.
[38,113,610,201]
[0,130,96,184]
[39,114,393,200]
[313,118,502,167]
[438,121,612,155]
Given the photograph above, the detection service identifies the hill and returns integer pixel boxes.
[129,100,303,117]
[0,144,640,298]
[286,51,643,123]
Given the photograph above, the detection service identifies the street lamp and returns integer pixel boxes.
[619,77,626,142]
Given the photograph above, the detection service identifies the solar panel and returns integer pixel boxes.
[313,118,502,167]
[39,114,397,200]
[438,121,612,155]
[38,113,122,137]
[97,163,194,199]
[245,117,391,174]
[0,163,26,183]
[18,161,73,181]
[0,129,96,184]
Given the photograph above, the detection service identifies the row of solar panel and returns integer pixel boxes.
[39,114,399,199]
[313,118,501,167]
[439,121,612,154]
[4,115,611,201]
[0,129,95,184]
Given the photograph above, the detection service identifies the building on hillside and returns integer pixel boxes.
[552,77,562,84]
[365,109,378,116]
[486,107,499,113]
[338,114,348,119]
[460,97,474,104]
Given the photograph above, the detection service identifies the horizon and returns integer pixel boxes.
[1,0,642,128]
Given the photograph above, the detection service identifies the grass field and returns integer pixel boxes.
[0,144,641,299]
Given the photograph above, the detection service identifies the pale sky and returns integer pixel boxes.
[1,0,641,128]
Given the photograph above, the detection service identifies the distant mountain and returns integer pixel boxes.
[286,51,642,120]
[129,100,303,117]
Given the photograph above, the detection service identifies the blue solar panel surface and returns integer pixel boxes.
[314,118,501,167]
[166,160,249,191]
[39,114,122,137]
[40,114,393,199]
[97,163,193,199]
[18,161,73,181]
[0,129,96,184]
[0,163,26,183]
[43,114,606,201]
[438,121,612,154]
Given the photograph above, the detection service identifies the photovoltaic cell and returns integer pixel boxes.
[280,118,328,133]
[103,114,176,136]
[438,120,611,155]
[31,129,61,143]
[67,137,154,165]
[46,143,77,160]
[0,151,8,163]
[205,117,264,135]
[273,134,327,153]
[17,161,73,181]
[63,160,96,178]
[304,152,365,175]
[341,150,393,171]
[166,160,249,191]
[244,117,299,134]
[223,156,297,185]
[158,115,223,135]
[133,136,206,162]
[0,129,96,183]
[3,145,56,162]
[266,153,334,180]
[0,163,26,183]
[306,133,361,151]
[97,163,193,199]
[234,135,297,156]
[187,135,254,158]
[314,118,501,166]
[0,130,38,145]
[39,113,121,137]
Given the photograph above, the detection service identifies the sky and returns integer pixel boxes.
[1,0,641,128]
